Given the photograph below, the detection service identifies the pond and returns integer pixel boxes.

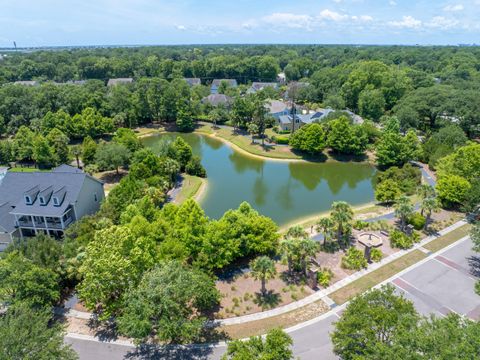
[142,133,376,226]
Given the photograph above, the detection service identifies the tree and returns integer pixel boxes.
[316,216,334,246]
[394,195,414,232]
[472,222,480,253]
[250,256,276,296]
[436,143,480,183]
[331,201,354,243]
[437,174,471,207]
[32,135,56,168]
[280,238,297,275]
[420,196,440,231]
[118,261,219,343]
[171,136,193,170]
[95,142,131,174]
[331,285,418,360]
[70,145,82,168]
[375,179,401,204]
[376,119,419,167]
[417,184,435,203]
[285,225,308,240]
[77,225,157,319]
[296,238,319,276]
[358,87,385,121]
[81,136,97,165]
[0,251,59,308]
[289,123,326,155]
[222,328,293,360]
[47,128,70,165]
[113,128,142,152]
[176,107,195,132]
[185,155,206,177]
[0,304,77,360]
[247,122,258,144]
[327,116,367,155]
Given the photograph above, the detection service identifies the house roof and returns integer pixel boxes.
[211,79,238,88]
[13,80,38,86]
[266,100,289,114]
[184,78,201,86]
[0,165,100,221]
[107,78,134,86]
[0,203,15,233]
[278,109,335,125]
[249,82,279,92]
[202,94,233,107]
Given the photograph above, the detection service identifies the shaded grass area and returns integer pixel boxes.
[8,167,50,172]
[174,175,204,204]
[220,299,329,340]
[423,224,472,253]
[330,250,427,305]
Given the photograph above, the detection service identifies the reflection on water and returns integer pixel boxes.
[142,133,376,225]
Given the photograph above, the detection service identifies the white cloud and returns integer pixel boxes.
[175,24,186,31]
[389,0,397,5]
[426,16,459,29]
[443,4,464,12]
[262,12,314,29]
[333,0,343,3]
[388,15,422,29]
[319,9,349,21]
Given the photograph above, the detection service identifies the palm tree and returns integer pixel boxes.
[250,256,277,296]
[71,145,82,168]
[331,201,354,243]
[417,184,435,215]
[421,196,440,231]
[247,123,259,144]
[316,217,334,247]
[395,195,414,232]
[285,225,308,240]
[297,239,319,277]
[280,238,297,275]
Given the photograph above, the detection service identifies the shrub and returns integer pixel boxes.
[317,268,333,287]
[353,220,369,230]
[341,247,368,270]
[408,212,426,230]
[370,248,383,262]
[272,136,289,145]
[185,155,206,177]
[389,230,419,249]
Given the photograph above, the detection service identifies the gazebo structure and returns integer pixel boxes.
[357,232,383,263]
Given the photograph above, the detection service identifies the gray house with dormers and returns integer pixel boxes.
[0,165,104,250]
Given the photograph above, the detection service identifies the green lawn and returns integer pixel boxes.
[330,250,427,305]
[423,224,472,253]
[174,175,204,204]
[8,167,50,173]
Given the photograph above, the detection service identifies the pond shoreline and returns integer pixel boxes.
[136,123,375,166]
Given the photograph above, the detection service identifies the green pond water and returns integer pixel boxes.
[143,133,376,226]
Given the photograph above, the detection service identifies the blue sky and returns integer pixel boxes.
[0,0,479,47]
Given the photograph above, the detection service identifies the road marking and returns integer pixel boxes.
[434,255,476,280]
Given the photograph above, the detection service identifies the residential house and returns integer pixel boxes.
[202,94,233,107]
[276,108,335,132]
[247,82,279,94]
[266,100,290,120]
[107,78,134,87]
[13,80,39,86]
[211,79,238,94]
[0,165,105,250]
[184,78,201,87]
[277,72,286,84]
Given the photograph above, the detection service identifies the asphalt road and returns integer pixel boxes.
[66,236,478,360]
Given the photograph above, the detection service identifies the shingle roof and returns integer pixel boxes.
[0,203,15,233]
[202,94,233,107]
[211,79,238,87]
[266,100,289,114]
[107,78,134,86]
[250,82,279,92]
[0,165,98,220]
[184,78,201,86]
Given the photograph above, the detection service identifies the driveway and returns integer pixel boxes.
[66,237,478,360]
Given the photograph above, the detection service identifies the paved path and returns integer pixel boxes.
[65,234,478,360]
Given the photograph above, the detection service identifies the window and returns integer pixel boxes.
[39,197,45,205]
[53,197,59,206]
[94,193,98,202]
[25,195,31,205]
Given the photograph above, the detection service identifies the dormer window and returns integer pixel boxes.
[39,197,45,205]
[25,195,32,205]
[53,197,60,206]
